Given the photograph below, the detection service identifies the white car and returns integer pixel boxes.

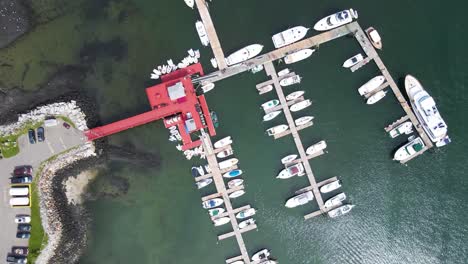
[15,215,31,224]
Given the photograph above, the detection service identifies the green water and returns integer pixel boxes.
[2,0,468,263]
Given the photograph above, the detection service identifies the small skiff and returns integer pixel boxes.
[320,180,341,193]
[196,178,213,189]
[219,158,239,170]
[214,136,232,149]
[342,53,364,68]
[263,110,282,122]
[202,198,224,209]
[208,207,225,217]
[223,169,243,178]
[227,179,244,189]
[286,90,304,101]
[229,190,245,198]
[290,99,312,112]
[295,116,314,126]
[261,99,280,111]
[281,154,298,164]
[213,217,231,226]
[266,124,288,136]
[236,208,256,219]
[366,90,387,104]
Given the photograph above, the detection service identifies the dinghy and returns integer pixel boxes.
[290,99,312,112]
[263,110,282,121]
[286,90,304,101]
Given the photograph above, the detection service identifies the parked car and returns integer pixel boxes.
[37,127,45,142]
[14,215,31,224]
[28,129,36,144]
[16,232,30,239]
[11,246,29,256]
[18,224,31,232]
[11,175,33,184]
[6,255,27,264]
[13,166,32,176]
[63,122,71,129]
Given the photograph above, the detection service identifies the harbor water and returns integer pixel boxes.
[1,0,467,263]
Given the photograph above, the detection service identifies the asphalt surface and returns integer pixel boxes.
[0,123,85,261]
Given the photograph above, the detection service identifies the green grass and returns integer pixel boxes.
[28,180,47,263]
[0,121,43,158]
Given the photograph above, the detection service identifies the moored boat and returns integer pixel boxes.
[238,218,255,229]
[389,121,413,138]
[285,191,314,208]
[290,99,311,112]
[366,27,382,50]
[279,74,301,86]
[231,261,244,264]
[214,136,232,149]
[342,53,364,68]
[313,9,358,31]
[263,110,282,122]
[229,190,245,198]
[252,249,270,262]
[201,82,215,93]
[213,217,231,226]
[393,136,425,161]
[320,180,341,193]
[191,166,205,177]
[358,75,385,96]
[366,90,387,104]
[327,204,355,218]
[184,0,194,9]
[266,124,288,136]
[219,158,239,170]
[223,169,243,178]
[281,154,298,164]
[324,192,346,209]
[208,207,225,217]
[272,26,310,48]
[261,99,280,111]
[196,178,213,189]
[277,68,290,77]
[257,84,273,94]
[216,148,234,158]
[202,198,224,209]
[227,179,244,188]
[210,111,219,128]
[286,90,304,101]
[236,208,256,219]
[226,44,264,66]
[277,163,305,179]
[295,116,314,126]
[284,49,315,64]
[195,21,209,46]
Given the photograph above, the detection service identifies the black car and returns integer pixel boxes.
[37,127,45,142]
[11,175,33,184]
[28,129,36,144]
[16,232,30,239]
[17,224,31,232]
[6,255,27,263]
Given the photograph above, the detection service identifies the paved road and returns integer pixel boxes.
[0,122,86,260]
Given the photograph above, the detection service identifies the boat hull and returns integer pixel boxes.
[272,26,309,48]
[343,53,364,68]
[223,169,243,178]
[263,110,282,121]
[266,125,288,136]
[214,136,232,149]
[358,76,385,96]
[366,90,387,104]
[195,21,209,46]
[320,180,341,193]
[226,44,264,66]
[290,99,312,112]
[313,9,357,31]
[284,49,314,64]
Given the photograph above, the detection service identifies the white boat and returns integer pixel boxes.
[366,27,382,50]
[150,73,160,80]
[252,249,270,262]
[153,69,161,75]
[277,163,304,179]
[285,191,314,208]
[272,26,310,48]
[405,75,451,147]
[320,180,341,193]
[238,218,255,229]
[261,99,280,111]
[236,208,256,219]
[279,75,301,86]
[277,68,290,77]
[210,58,218,69]
[342,53,364,68]
[202,198,224,209]
[266,124,288,136]
[257,84,273,94]
[393,136,425,161]
[219,158,239,170]
[281,154,297,164]
[389,121,413,138]
[328,204,355,218]
[229,190,245,198]
[217,148,234,158]
[263,110,282,121]
[191,165,205,177]
[284,48,315,64]
[324,192,346,209]
[196,178,213,189]
[306,140,327,155]
[231,261,244,264]
[286,90,304,101]
[213,217,231,226]
[367,90,387,104]
[251,64,264,74]
[184,0,194,8]
[290,99,311,112]
[214,136,232,149]
[258,261,277,264]
[313,9,358,31]
[227,179,244,189]
[201,82,215,93]
[295,116,314,126]
[358,75,385,96]
[195,21,209,46]
[208,208,225,217]
[188,49,195,57]
[226,44,264,66]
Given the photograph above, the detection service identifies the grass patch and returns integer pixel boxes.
[28,180,47,263]
[0,121,43,159]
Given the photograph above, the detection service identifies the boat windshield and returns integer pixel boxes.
[326,17,334,26]
[337,11,349,21]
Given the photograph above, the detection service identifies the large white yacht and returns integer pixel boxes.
[225,44,264,66]
[313,9,358,31]
[405,75,451,147]
[272,26,310,48]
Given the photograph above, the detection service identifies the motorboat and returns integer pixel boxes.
[184,0,194,9]
[328,204,355,218]
[201,82,215,93]
[393,136,425,161]
[227,179,244,188]
[213,217,231,226]
[313,9,358,31]
[266,124,288,136]
[279,74,301,86]
[211,111,219,128]
[389,121,413,138]
[208,208,225,217]
[210,58,218,68]
[284,49,315,64]
[295,116,314,126]
[342,53,364,68]
[281,154,298,164]
[223,169,243,178]
[238,218,255,229]
[285,191,314,208]
[195,21,209,46]
[320,180,341,193]
[405,75,450,147]
[358,75,385,96]
[277,68,290,77]
[231,261,244,264]
[257,84,273,94]
[226,44,264,66]
[202,198,224,209]
[306,140,327,155]
[191,166,205,177]
[196,178,213,189]
[324,192,346,209]
[286,90,304,101]
[258,261,277,264]
[229,190,245,198]
[251,64,264,74]
[263,110,282,122]
[272,26,310,48]
[219,158,239,170]
[366,27,382,50]
[236,208,256,219]
[252,249,270,262]
[277,163,305,179]
[366,90,387,104]
[217,148,234,158]
[261,99,280,111]
[214,136,232,149]
[290,99,312,112]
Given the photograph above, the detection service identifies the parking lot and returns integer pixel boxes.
[0,123,86,261]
